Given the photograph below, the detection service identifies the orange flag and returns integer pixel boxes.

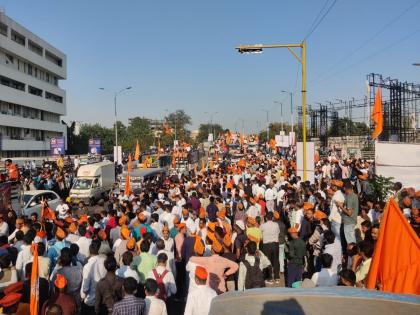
[269,139,276,149]
[371,87,383,140]
[30,243,39,315]
[134,140,140,161]
[201,159,205,172]
[209,159,213,170]
[124,175,131,196]
[127,154,132,173]
[366,198,420,294]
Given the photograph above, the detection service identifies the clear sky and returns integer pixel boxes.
[2,0,419,132]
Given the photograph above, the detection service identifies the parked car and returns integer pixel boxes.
[22,190,61,218]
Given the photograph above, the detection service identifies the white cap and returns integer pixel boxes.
[235,220,245,231]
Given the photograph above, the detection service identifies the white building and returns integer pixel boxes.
[0,12,67,158]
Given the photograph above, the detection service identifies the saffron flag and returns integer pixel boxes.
[30,243,39,315]
[366,198,420,294]
[371,87,383,140]
[269,139,276,149]
[127,154,132,173]
[201,159,205,172]
[134,140,140,161]
[41,200,56,221]
[124,175,131,196]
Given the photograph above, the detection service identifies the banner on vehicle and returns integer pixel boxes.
[88,138,102,155]
[50,137,65,156]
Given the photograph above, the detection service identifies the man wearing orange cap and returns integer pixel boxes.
[47,226,70,271]
[41,274,77,315]
[286,227,306,287]
[329,179,345,238]
[189,235,238,294]
[184,266,217,315]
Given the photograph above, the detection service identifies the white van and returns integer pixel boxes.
[70,161,115,205]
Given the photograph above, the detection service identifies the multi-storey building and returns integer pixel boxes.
[0,12,67,157]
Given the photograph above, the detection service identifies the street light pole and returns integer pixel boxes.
[99,86,132,148]
[236,42,308,180]
[262,109,269,143]
[274,101,283,131]
[281,90,294,132]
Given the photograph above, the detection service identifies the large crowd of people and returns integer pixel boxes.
[0,140,419,315]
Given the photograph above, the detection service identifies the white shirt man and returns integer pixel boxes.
[116,265,140,283]
[311,268,338,287]
[157,249,176,277]
[16,243,32,280]
[0,220,9,237]
[246,204,260,218]
[145,295,167,315]
[147,265,177,298]
[184,277,217,315]
[260,219,280,244]
[329,189,345,224]
[80,254,106,307]
[76,235,92,264]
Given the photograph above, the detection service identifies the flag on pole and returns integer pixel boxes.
[371,87,383,140]
[127,154,132,173]
[134,140,140,161]
[366,198,420,294]
[157,140,161,160]
[124,175,131,197]
[30,243,39,315]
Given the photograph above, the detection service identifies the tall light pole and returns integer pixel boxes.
[262,109,270,143]
[204,111,218,139]
[99,86,132,147]
[281,90,294,132]
[274,101,284,131]
[236,42,308,180]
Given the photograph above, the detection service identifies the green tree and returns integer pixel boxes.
[123,117,154,153]
[328,118,369,137]
[196,123,224,143]
[165,110,192,143]
[259,122,292,142]
[368,175,395,202]
[78,123,115,154]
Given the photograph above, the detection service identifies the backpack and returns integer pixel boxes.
[243,257,266,289]
[152,268,169,301]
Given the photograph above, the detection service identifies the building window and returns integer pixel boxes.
[5,54,14,64]
[45,91,63,103]
[28,64,33,75]
[28,40,43,56]
[0,75,25,91]
[0,22,7,37]
[11,29,25,46]
[29,85,43,97]
[45,50,62,67]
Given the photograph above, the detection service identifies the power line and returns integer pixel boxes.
[303,0,332,40]
[303,0,339,41]
[312,0,420,83]
[311,27,420,88]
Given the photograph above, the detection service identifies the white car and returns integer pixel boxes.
[22,190,61,218]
